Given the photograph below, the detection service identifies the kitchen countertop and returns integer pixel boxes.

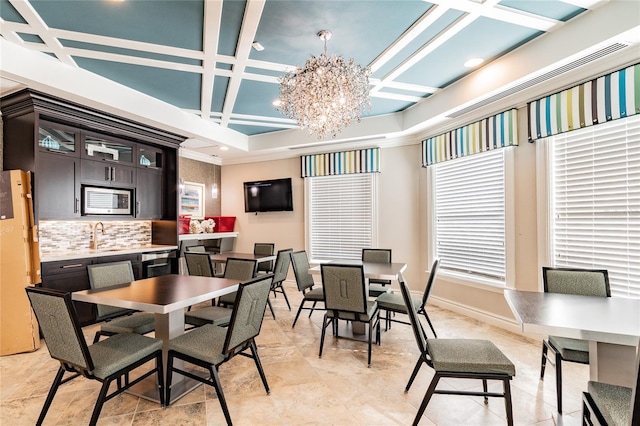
[41,244,179,263]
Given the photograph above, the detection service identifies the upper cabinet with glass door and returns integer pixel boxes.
[38,122,79,156]
[82,133,135,164]
[138,145,163,170]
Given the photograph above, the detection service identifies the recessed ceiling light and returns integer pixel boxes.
[220,146,229,151]
[464,58,484,68]
[252,41,264,51]
[272,99,281,107]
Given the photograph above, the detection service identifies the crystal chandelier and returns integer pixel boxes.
[276,30,371,139]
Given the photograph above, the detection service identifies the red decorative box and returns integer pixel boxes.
[205,216,236,233]
[179,215,191,234]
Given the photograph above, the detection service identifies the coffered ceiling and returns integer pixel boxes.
[1,0,638,164]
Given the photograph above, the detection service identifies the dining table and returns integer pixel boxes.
[504,289,640,388]
[309,259,408,334]
[73,274,239,404]
[209,251,276,265]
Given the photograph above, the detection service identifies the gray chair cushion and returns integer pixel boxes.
[327,301,378,322]
[185,306,233,327]
[376,291,421,312]
[169,324,227,365]
[88,333,162,379]
[587,380,633,426]
[427,339,516,376]
[100,312,156,335]
[548,336,589,363]
[303,287,325,301]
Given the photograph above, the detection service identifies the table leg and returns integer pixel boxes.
[589,341,637,387]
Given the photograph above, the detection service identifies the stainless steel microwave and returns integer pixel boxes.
[83,186,132,215]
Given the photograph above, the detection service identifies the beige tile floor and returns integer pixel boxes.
[0,281,589,425]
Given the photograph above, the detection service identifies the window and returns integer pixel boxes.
[548,114,640,298]
[306,174,376,261]
[431,149,512,285]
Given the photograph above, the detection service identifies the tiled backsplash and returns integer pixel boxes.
[39,220,152,255]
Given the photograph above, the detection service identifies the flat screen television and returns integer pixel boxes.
[244,178,293,213]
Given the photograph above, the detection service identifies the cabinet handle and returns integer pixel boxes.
[61,263,84,269]
[111,167,115,181]
[105,166,111,181]
[136,201,141,216]
[74,197,80,214]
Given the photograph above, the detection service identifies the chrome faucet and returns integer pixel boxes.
[90,222,106,250]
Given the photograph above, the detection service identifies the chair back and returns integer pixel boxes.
[87,261,135,320]
[224,258,258,281]
[321,264,367,315]
[254,243,275,273]
[420,259,440,307]
[223,274,274,354]
[290,250,315,292]
[362,248,392,264]
[399,278,429,357]
[186,245,206,252]
[272,248,293,284]
[542,267,610,297]
[25,287,94,372]
[185,252,215,277]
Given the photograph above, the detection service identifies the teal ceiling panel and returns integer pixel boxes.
[233,79,283,118]
[74,57,201,110]
[218,0,246,56]
[499,0,585,21]
[228,123,286,135]
[18,33,44,44]
[211,75,230,113]
[0,0,25,23]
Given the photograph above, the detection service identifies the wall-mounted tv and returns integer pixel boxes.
[244,178,293,213]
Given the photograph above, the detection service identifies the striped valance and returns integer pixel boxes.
[301,148,380,178]
[421,109,518,167]
[528,63,640,141]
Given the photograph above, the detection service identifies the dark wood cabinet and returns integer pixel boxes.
[41,258,94,325]
[36,152,81,219]
[81,159,136,188]
[136,168,163,219]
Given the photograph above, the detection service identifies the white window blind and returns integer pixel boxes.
[309,174,374,261]
[434,149,506,282]
[550,114,640,298]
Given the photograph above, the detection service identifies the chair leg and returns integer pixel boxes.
[482,379,489,404]
[367,321,373,367]
[405,356,426,392]
[421,311,437,338]
[266,298,276,320]
[413,373,441,426]
[37,366,65,425]
[540,342,548,378]
[155,352,165,407]
[504,379,514,426]
[292,301,306,328]
[250,340,270,394]
[319,314,330,358]
[279,286,291,310]
[89,379,112,426]
[166,352,174,404]
[210,365,233,426]
[308,301,317,318]
[555,351,563,413]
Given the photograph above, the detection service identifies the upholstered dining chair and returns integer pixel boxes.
[184,251,216,277]
[216,258,258,306]
[268,248,293,316]
[399,279,515,426]
[582,338,640,426]
[254,242,275,273]
[87,260,156,343]
[362,248,393,297]
[376,259,439,338]
[25,287,164,426]
[540,267,610,413]
[319,263,381,366]
[166,274,274,425]
[290,250,325,328]
[186,245,217,274]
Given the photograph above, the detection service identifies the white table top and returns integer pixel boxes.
[309,260,407,281]
[504,289,640,346]
[209,252,276,264]
[73,274,239,314]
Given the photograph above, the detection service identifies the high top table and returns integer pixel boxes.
[73,274,239,403]
[504,289,640,387]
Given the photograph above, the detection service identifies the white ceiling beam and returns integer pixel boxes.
[560,0,605,10]
[63,47,202,73]
[220,0,266,127]
[200,0,223,122]
[8,0,76,67]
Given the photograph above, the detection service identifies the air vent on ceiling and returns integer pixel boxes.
[446,42,629,119]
